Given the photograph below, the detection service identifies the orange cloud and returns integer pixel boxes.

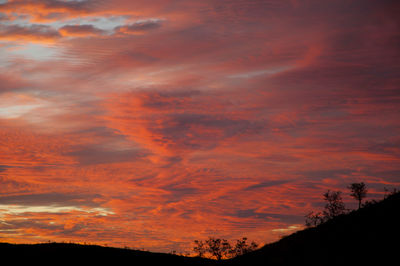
[0,0,96,22]
[102,90,260,161]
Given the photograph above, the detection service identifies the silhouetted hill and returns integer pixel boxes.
[1,193,398,265]
[0,242,216,265]
[223,192,400,265]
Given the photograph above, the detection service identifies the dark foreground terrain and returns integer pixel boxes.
[0,241,217,265]
[1,192,399,265]
[223,192,400,266]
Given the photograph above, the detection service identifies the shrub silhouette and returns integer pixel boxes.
[229,237,258,257]
[348,182,367,209]
[193,240,206,258]
[305,189,346,227]
[384,187,398,199]
[193,237,258,260]
[304,211,324,227]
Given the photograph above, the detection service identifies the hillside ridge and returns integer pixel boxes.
[223,192,400,265]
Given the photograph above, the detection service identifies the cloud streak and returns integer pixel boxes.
[114,19,163,35]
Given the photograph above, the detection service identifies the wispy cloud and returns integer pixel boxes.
[114,19,163,35]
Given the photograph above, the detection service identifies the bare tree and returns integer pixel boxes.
[305,211,325,227]
[230,237,258,257]
[205,237,231,260]
[323,190,346,219]
[193,240,206,258]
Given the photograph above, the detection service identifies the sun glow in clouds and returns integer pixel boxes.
[0,204,113,216]
[0,93,46,119]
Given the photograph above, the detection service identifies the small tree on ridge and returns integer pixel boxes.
[230,237,258,257]
[348,182,367,209]
[322,190,346,219]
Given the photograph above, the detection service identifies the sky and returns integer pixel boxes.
[0,0,399,253]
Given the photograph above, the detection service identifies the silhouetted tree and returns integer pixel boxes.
[304,190,346,227]
[229,237,258,257]
[193,240,206,258]
[305,211,324,227]
[323,190,346,219]
[205,237,231,260]
[348,182,367,209]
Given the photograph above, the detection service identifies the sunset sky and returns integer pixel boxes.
[0,0,399,253]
